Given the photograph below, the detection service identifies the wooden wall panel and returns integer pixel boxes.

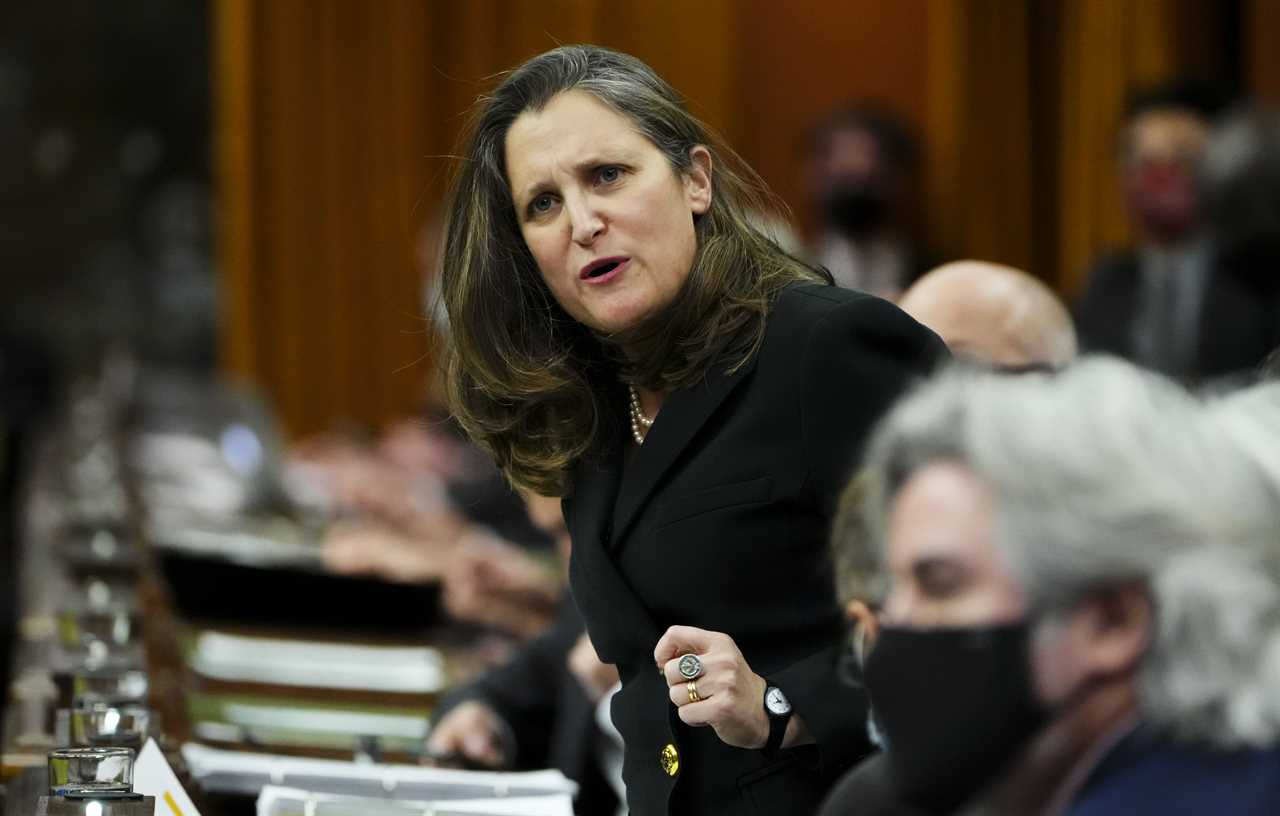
[215,0,739,438]
[1245,0,1280,102]
[604,1,738,137]
[733,0,930,238]
[216,0,1246,437]
[214,0,256,381]
[924,0,1034,272]
[1045,0,1234,295]
[216,0,439,438]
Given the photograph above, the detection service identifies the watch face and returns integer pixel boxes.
[765,686,792,716]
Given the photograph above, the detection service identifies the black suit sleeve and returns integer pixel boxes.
[818,753,927,816]
[774,294,946,773]
[799,293,948,518]
[433,597,585,769]
[1073,252,1139,356]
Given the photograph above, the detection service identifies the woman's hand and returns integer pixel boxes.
[654,625,772,750]
[424,700,510,768]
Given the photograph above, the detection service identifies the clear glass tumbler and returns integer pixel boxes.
[47,746,135,797]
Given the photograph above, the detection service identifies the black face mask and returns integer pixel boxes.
[862,622,1048,814]
[822,184,891,237]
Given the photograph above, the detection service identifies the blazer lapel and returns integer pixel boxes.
[565,441,662,658]
[566,439,623,555]
[611,357,758,546]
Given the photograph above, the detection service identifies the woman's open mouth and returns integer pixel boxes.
[580,257,629,285]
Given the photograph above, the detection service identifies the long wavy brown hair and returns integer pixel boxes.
[441,45,829,496]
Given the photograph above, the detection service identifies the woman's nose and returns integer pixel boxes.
[567,197,605,246]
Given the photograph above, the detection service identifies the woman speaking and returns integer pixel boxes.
[440,45,945,816]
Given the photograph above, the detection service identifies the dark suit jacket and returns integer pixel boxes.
[1075,249,1280,383]
[563,283,947,816]
[818,753,925,816]
[1067,726,1280,816]
[821,728,1280,816]
[433,598,619,816]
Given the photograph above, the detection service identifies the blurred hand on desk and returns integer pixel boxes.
[289,431,466,535]
[320,520,458,583]
[424,700,511,769]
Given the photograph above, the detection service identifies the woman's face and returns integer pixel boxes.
[504,90,712,333]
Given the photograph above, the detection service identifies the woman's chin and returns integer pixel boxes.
[585,306,650,336]
[582,292,676,337]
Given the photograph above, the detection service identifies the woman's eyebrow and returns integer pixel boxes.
[514,177,557,209]
[514,149,637,204]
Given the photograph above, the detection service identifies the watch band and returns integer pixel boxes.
[762,687,791,758]
[763,708,789,757]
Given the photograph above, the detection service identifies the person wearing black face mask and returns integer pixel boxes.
[817,270,1078,816]
[822,359,1280,816]
[806,106,928,300]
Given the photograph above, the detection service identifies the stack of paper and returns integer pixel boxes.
[189,631,446,692]
[257,786,574,816]
[182,744,578,801]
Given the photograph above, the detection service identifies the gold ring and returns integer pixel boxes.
[687,680,701,703]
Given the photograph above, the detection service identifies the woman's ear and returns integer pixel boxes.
[685,145,713,215]
[846,599,880,662]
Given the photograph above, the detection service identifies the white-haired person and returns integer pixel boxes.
[824,358,1280,816]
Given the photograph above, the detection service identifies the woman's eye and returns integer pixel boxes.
[530,194,555,215]
[596,166,622,184]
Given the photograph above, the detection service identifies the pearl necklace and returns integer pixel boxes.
[628,384,654,445]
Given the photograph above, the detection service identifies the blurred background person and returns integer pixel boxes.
[294,413,565,640]
[426,495,623,816]
[1199,106,1280,385]
[831,359,1280,815]
[817,265,1079,816]
[897,260,1077,370]
[286,208,566,640]
[805,105,927,300]
[1075,80,1280,385]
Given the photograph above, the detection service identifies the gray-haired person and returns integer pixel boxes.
[826,358,1280,816]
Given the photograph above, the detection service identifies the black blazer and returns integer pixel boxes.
[563,283,946,816]
[1075,249,1280,383]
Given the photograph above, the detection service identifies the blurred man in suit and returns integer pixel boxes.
[425,494,622,816]
[1075,81,1279,385]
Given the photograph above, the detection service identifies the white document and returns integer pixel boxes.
[182,743,578,800]
[257,785,574,816]
[189,630,446,693]
[134,738,204,816]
